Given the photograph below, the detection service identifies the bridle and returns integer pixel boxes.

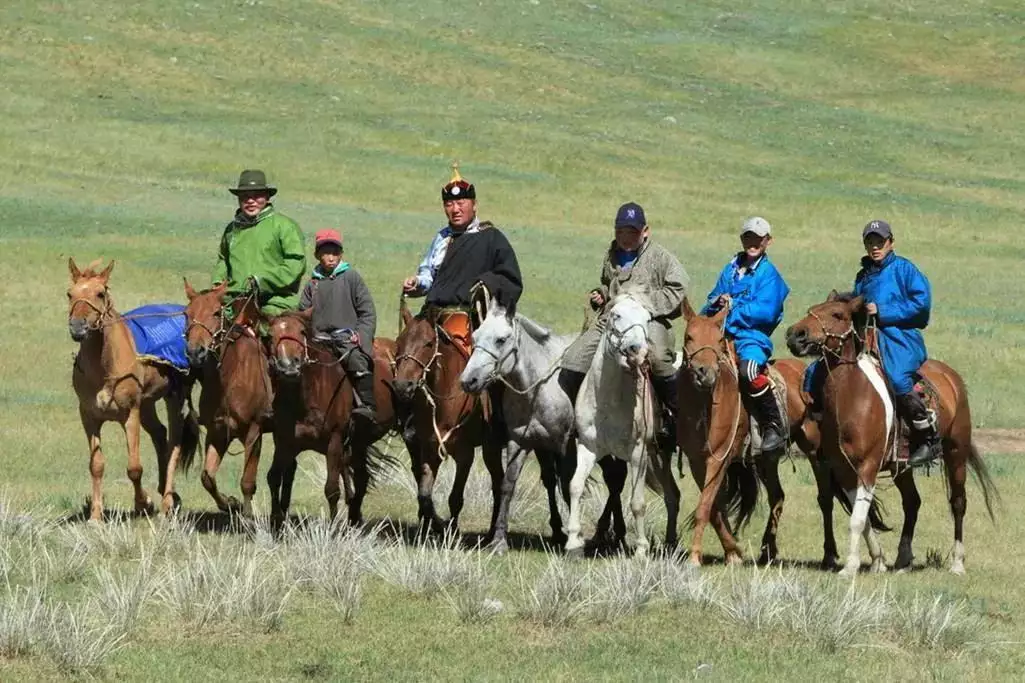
[471,318,522,388]
[805,307,862,363]
[393,319,442,391]
[68,289,114,331]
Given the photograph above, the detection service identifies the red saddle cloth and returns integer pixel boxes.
[438,311,473,359]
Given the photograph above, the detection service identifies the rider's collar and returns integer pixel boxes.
[443,217,482,237]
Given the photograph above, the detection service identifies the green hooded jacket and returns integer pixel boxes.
[212,205,307,315]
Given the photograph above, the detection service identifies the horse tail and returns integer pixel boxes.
[965,443,1000,521]
[724,460,759,532]
[831,471,891,532]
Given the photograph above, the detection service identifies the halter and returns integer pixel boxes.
[682,334,742,464]
[806,307,862,363]
[603,320,651,363]
[68,289,114,330]
[471,318,522,388]
[273,332,311,366]
[393,321,442,391]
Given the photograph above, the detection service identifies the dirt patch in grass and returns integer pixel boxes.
[976,429,1025,455]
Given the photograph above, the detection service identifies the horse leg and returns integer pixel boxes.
[414,444,444,532]
[347,435,372,527]
[266,433,290,527]
[446,441,475,532]
[945,440,970,576]
[687,454,739,566]
[140,400,169,497]
[565,443,598,557]
[595,456,627,550]
[538,448,568,547]
[488,440,528,555]
[756,451,784,565]
[154,396,184,514]
[325,431,344,522]
[893,468,922,572]
[200,430,239,512]
[651,447,680,550]
[629,450,649,558]
[239,422,263,517]
[123,406,154,515]
[840,477,884,577]
[81,411,105,522]
[481,435,505,543]
[811,452,839,570]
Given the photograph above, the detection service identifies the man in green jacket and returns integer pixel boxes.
[212,169,306,317]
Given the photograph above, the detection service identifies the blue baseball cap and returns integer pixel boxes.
[614,202,646,229]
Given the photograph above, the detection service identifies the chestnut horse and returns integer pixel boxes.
[266,309,412,524]
[183,281,274,516]
[390,297,504,535]
[677,297,823,566]
[786,291,998,576]
[67,259,198,520]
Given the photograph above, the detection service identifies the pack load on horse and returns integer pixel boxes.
[393,164,522,535]
[264,227,407,525]
[564,289,681,558]
[787,286,998,575]
[557,202,690,453]
[67,258,198,520]
[677,296,830,567]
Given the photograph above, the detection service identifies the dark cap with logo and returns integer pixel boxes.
[614,202,646,230]
[862,219,893,240]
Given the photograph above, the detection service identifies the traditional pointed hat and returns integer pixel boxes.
[441,161,475,201]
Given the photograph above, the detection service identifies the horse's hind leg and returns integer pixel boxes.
[538,448,568,547]
[123,406,154,515]
[140,401,169,497]
[238,422,264,517]
[629,448,649,557]
[811,453,839,570]
[565,444,598,557]
[651,447,680,550]
[945,442,970,576]
[347,437,372,526]
[756,451,785,565]
[893,469,922,572]
[324,430,344,522]
[595,456,627,550]
[413,444,444,532]
[81,411,106,522]
[488,441,528,555]
[266,432,293,527]
[201,430,239,512]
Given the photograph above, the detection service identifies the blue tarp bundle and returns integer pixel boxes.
[123,304,189,372]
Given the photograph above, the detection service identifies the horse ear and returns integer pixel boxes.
[849,295,865,312]
[400,295,413,332]
[711,304,729,327]
[99,260,115,282]
[298,307,313,321]
[826,289,840,302]
[680,297,696,321]
[68,258,81,282]
[183,278,197,301]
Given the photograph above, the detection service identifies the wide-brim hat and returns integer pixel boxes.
[229,169,278,197]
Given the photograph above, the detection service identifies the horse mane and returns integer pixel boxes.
[79,259,106,278]
[829,291,868,352]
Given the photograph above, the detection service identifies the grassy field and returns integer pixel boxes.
[2,0,1025,679]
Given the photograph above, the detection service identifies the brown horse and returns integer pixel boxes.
[266,309,412,524]
[67,259,198,520]
[677,297,822,566]
[786,291,998,575]
[390,298,504,535]
[183,281,274,516]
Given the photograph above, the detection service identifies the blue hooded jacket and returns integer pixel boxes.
[702,254,790,363]
[853,251,930,394]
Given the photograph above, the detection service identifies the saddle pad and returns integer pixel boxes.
[857,353,895,455]
[439,311,473,359]
[124,304,189,372]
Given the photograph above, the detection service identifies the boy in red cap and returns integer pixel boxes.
[299,229,378,422]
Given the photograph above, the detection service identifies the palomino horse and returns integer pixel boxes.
[565,291,680,557]
[266,309,412,524]
[786,291,998,575]
[183,281,274,516]
[67,259,198,520]
[678,297,824,566]
[459,295,575,553]
[390,297,504,536]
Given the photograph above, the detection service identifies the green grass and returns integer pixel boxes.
[2,0,1025,679]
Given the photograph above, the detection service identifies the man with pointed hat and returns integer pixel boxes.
[212,169,307,317]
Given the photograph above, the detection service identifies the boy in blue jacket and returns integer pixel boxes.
[702,217,791,452]
[805,220,939,466]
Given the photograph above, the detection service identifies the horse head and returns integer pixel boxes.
[786,290,865,359]
[680,296,730,390]
[461,295,516,394]
[183,279,227,368]
[391,306,438,404]
[67,258,115,341]
[604,290,653,372]
[268,309,312,379]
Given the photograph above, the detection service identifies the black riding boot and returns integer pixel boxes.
[749,388,785,453]
[651,374,679,452]
[352,372,378,424]
[896,391,941,467]
[557,369,586,406]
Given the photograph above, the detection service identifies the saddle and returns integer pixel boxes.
[436,309,474,359]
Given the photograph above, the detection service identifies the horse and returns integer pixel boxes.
[458,296,575,553]
[390,297,504,536]
[677,297,829,567]
[564,291,680,558]
[182,280,274,516]
[67,259,198,520]
[266,309,411,524]
[785,291,998,575]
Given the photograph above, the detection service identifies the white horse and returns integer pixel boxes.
[565,291,680,557]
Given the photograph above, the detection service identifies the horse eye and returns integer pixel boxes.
[97,291,106,299]
[496,336,508,346]
[66,292,72,299]
[832,312,844,320]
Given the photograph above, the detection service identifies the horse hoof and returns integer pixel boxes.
[757,548,777,566]
[820,555,840,572]
[565,545,585,560]
[949,563,966,576]
[487,538,509,556]
[869,560,888,574]
[838,565,858,578]
[725,552,743,567]
[135,499,155,517]
[161,493,182,515]
[550,531,568,548]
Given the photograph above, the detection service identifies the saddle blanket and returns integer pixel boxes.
[124,304,189,372]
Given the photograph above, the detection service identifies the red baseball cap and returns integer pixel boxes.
[314,229,343,249]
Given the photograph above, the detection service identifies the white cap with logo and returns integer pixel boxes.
[741,216,771,237]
